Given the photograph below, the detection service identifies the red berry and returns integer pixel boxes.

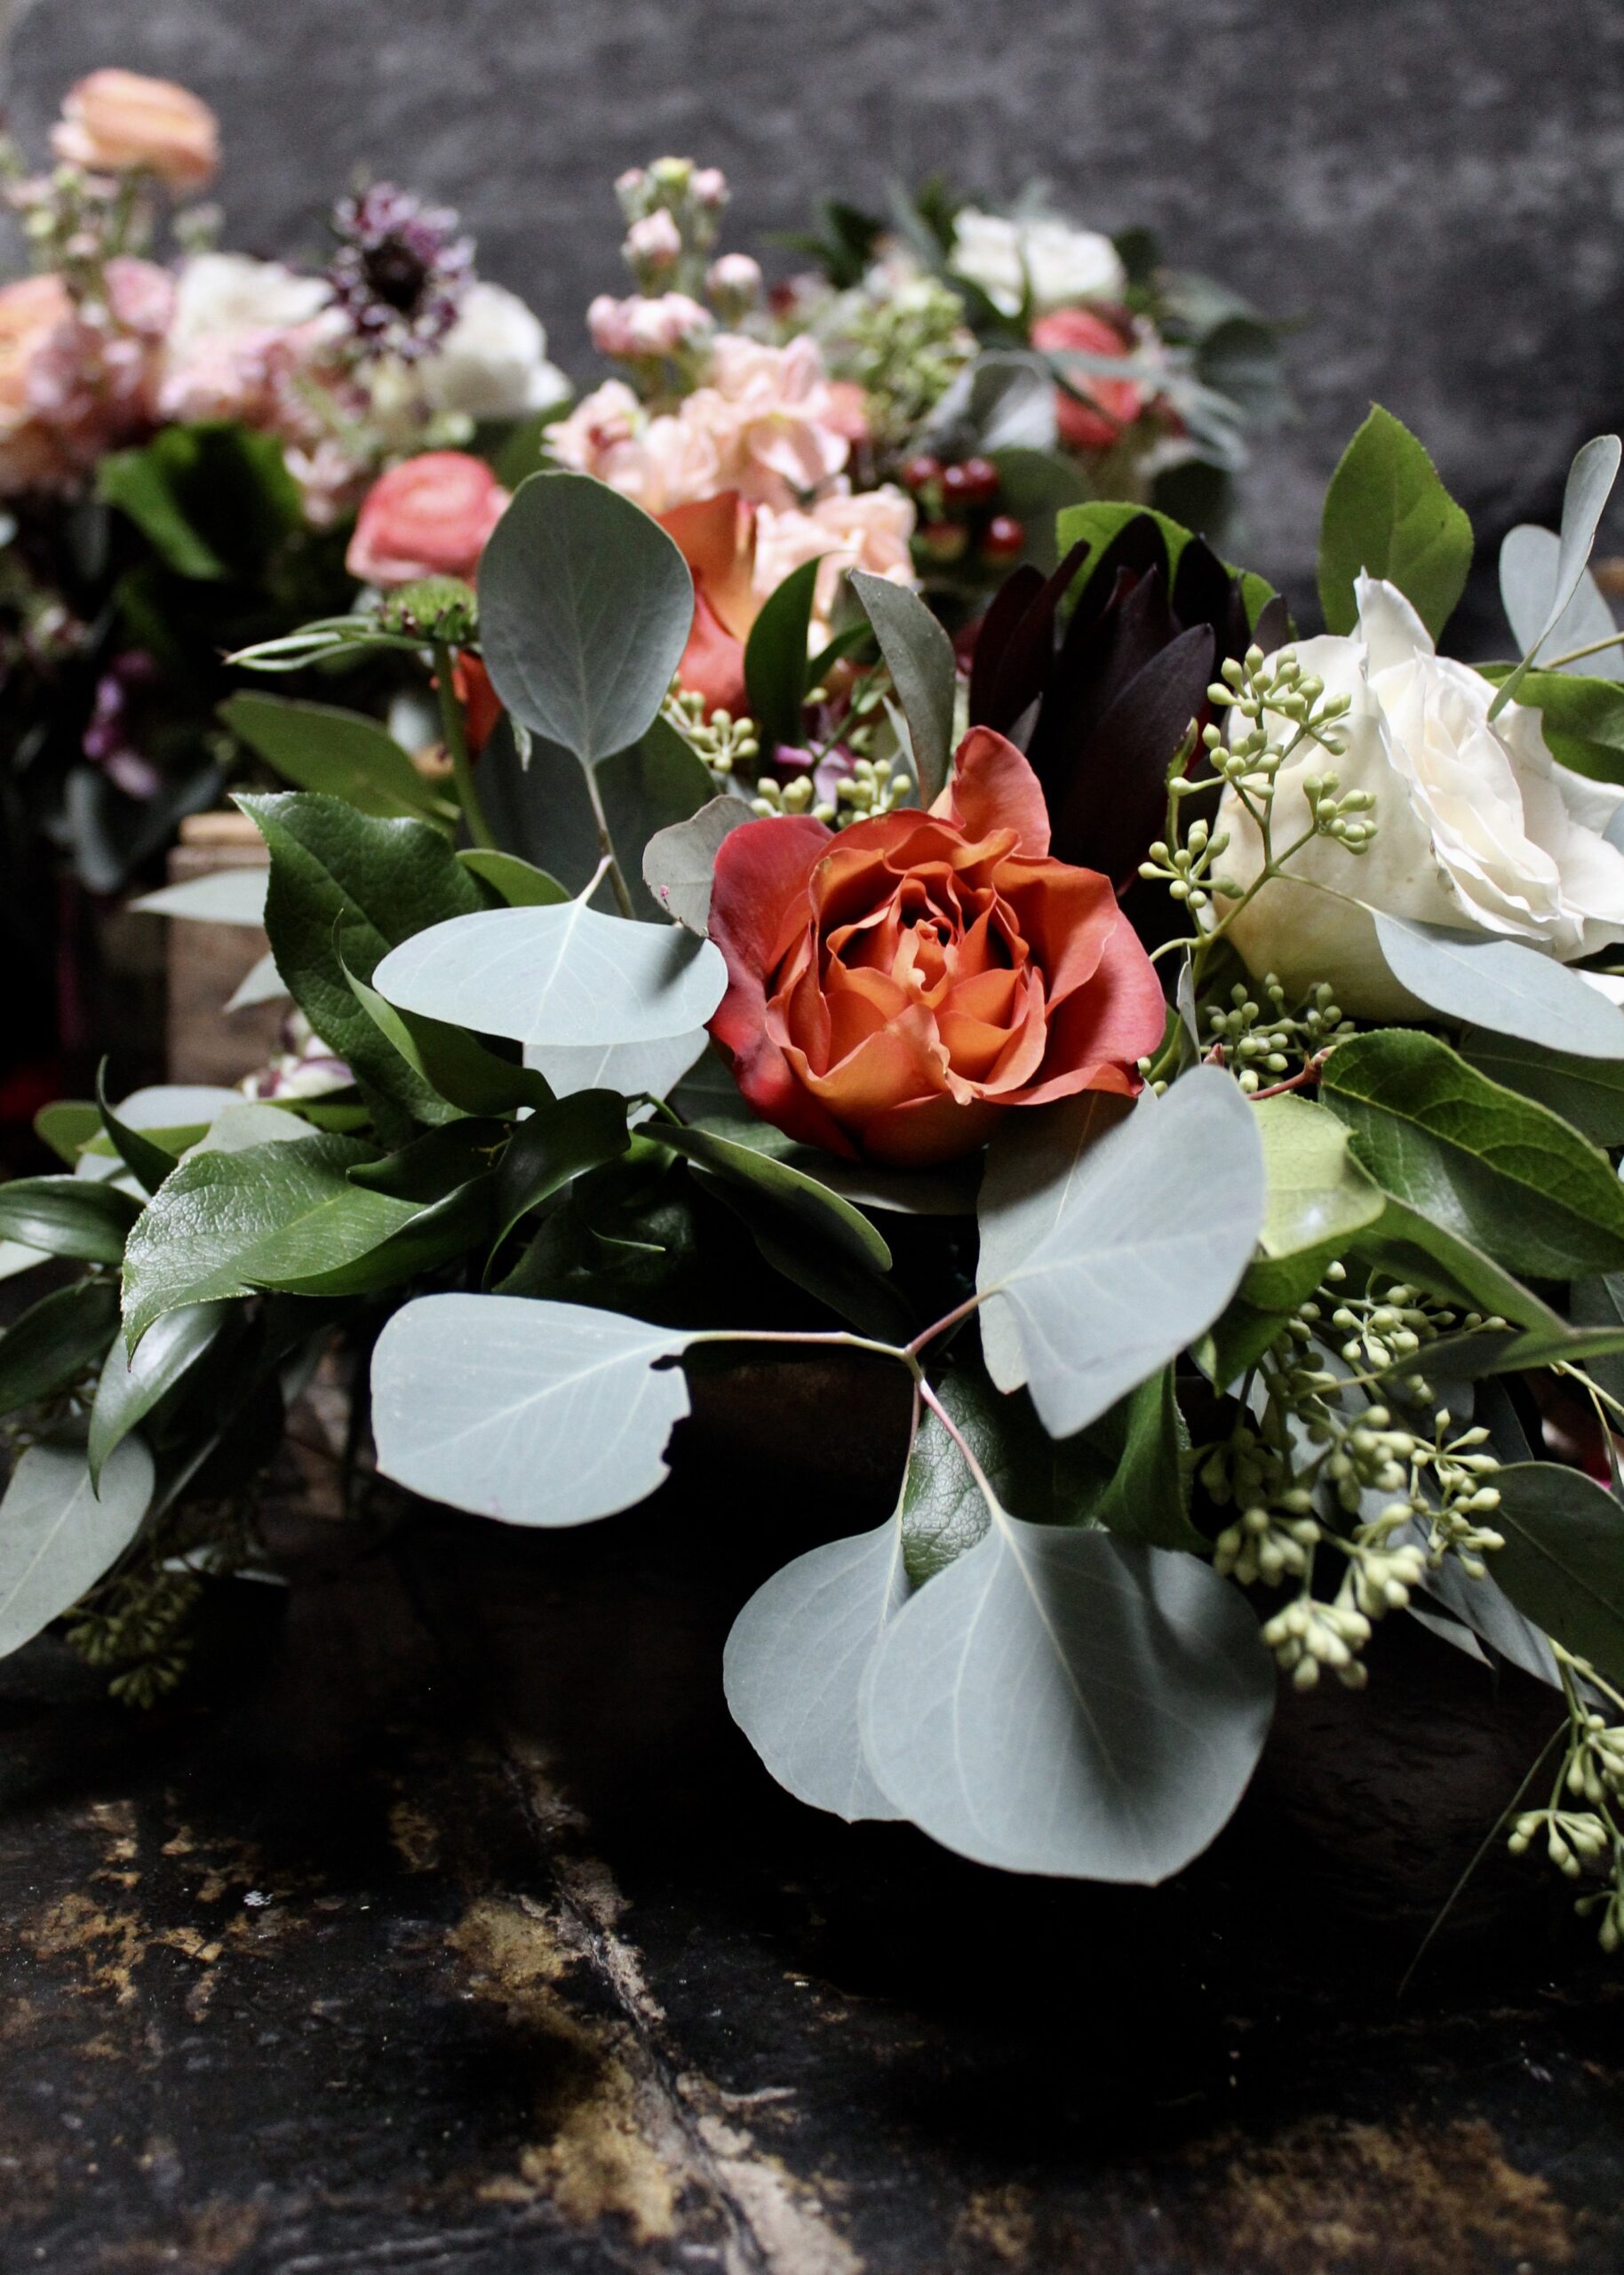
[981,515,1025,559]
[942,458,999,506]
[918,520,970,564]
[900,453,943,493]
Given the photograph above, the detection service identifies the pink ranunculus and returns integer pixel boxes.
[52,69,219,190]
[346,451,508,587]
[1031,307,1145,452]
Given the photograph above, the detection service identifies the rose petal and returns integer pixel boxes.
[708,815,853,1152]
[932,725,1051,857]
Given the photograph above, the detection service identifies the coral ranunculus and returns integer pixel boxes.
[706,728,1166,1164]
[346,451,508,587]
[52,69,219,189]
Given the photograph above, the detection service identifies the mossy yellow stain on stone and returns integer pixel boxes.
[450,1896,679,2244]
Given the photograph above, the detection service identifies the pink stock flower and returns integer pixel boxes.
[753,482,917,626]
[588,291,712,361]
[0,259,172,492]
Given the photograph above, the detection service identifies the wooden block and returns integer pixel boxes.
[163,813,285,1088]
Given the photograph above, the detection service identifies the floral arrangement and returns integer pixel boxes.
[543,161,1287,620]
[0,68,565,1136]
[6,396,1624,1953]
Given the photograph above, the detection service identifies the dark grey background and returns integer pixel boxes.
[5,0,1624,629]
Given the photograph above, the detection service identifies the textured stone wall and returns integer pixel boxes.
[6,0,1624,630]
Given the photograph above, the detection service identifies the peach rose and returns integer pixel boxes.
[706,727,1165,1164]
[52,70,219,190]
[1031,307,1145,451]
[346,451,508,587]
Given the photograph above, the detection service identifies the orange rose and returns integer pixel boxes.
[52,70,219,190]
[706,727,1166,1165]
[1031,307,1144,452]
[346,451,508,587]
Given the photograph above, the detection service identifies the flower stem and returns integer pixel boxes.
[432,642,498,851]
[581,756,636,920]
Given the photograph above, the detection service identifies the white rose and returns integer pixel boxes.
[418,282,569,421]
[166,251,331,360]
[948,208,1126,317]
[1214,575,1624,1016]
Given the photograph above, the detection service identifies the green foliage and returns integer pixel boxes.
[0,1438,155,1659]
[0,1177,139,1265]
[744,555,821,751]
[0,1281,120,1417]
[222,692,453,825]
[1493,1464,1624,1687]
[456,849,569,906]
[240,791,485,1139]
[1461,1029,1624,1146]
[371,1293,694,1524]
[849,568,955,803]
[479,471,694,767]
[97,421,304,583]
[1477,667,1624,782]
[1316,404,1472,641]
[1241,1093,1384,1313]
[122,1132,435,1344]
[1370,912,1624,1059]
[1323,1029,1624,1281]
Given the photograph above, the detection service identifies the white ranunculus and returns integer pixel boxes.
[948,208,1126,317]
[166,251,332,358]
[1214,574,1624,1016]
[418,282,569,420]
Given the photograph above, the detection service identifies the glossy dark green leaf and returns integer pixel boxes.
[96,1063,178,1196]
[0,1177,140,1264]
[1491,1463,1624,1686]
[88,1301,232,1485]
[221,691,452,825]
[1322,1029,1624,1281]
[343,958,553,1118]
[240,789,485,1138]
[1461,1027,1624,1145]
[1316,405,1472,641]
[456,848,569,906]
[649,1122,891,1272]
[1082,1369,1204,1553]
[744,555,821,750]
[121,1133,416,1342]
[0,1280,119,1417]
[489,1090,631,1263]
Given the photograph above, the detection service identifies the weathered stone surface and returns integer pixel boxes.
[1,1452,1622,2271]
[6,0,1624,630]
